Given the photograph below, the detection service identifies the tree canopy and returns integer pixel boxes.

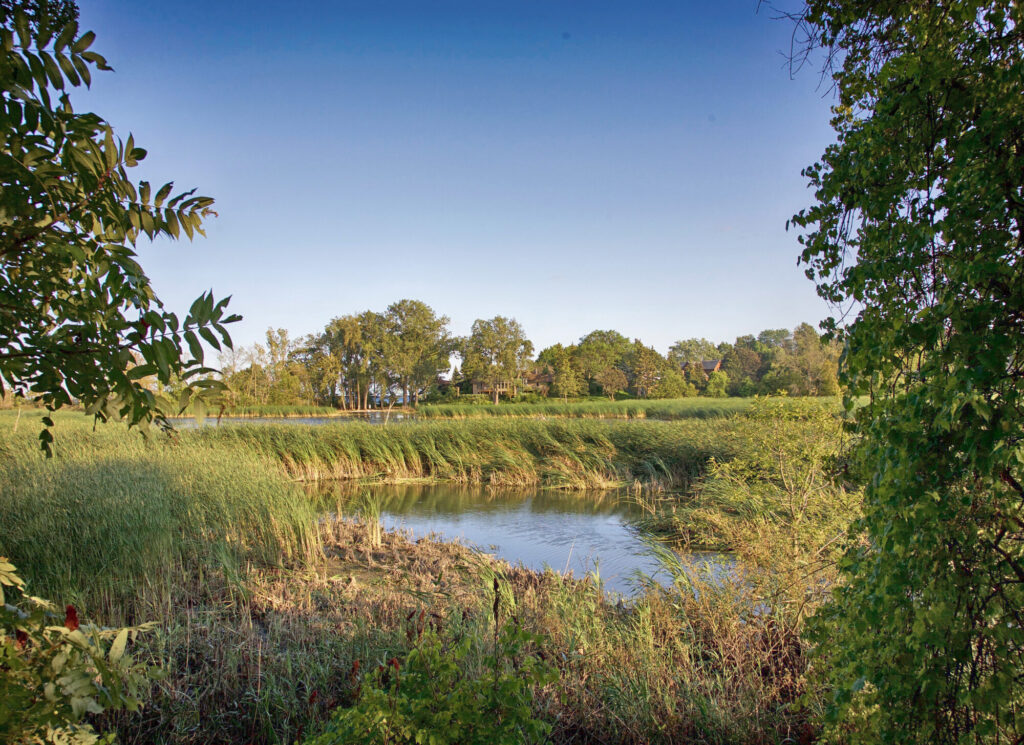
[792,1,1024,741]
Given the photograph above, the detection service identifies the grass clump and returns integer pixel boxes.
[0,413,319,622]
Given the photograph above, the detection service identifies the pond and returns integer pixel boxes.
[315,483,721,596]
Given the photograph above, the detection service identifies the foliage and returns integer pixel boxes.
[593,366,628,399]
[460,317,533,405]
[704,370,728,398]
[0,12,239,453]
[791,1,1024,742]
[308,619,556,745]
[0,559,156,744]
[382,300,456,407]
[649,367,695,399]
[667,337,720,367]
[539,343,584,400]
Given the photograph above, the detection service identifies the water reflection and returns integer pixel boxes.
[316,482,673,596]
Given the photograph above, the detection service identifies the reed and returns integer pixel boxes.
[0,411,320,622]
[417,396,760,420]
[0,405,853,744]
[192,417,744,491]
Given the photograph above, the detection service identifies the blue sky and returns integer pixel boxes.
[78,0,836,354]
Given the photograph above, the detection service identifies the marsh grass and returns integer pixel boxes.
[0,403,854,744]
[0,411,320,622]
[196,418,744,491]
[418,397,757,420]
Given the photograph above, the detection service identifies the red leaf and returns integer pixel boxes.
[15,629,28,648]
[64,605,79,631]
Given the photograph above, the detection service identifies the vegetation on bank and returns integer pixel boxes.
[420,396,762,420]
[0,401,856,744]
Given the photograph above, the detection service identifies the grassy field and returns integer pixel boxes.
[0,401,857,744]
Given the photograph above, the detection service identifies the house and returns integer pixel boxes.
[471,371,553,397]
[701,359,722,374]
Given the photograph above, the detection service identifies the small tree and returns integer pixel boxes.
[594,367,627,400]
[703,370,728,398]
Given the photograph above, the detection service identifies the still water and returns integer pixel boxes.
[316,483,697,596]
[172,413,413,428]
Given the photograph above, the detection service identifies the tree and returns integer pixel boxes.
[593,366,627,400]
[651,367,696,399]
[721,345,764,395]
[682,361,708,392]
[383,300,454,406]
[573,330,630,392]
[703,370,728,398]
[0,13,239,451]
[667,337,720,367]
[540,344,583,400]
[625,340,663,399]
[791,1,1024,741]
[784,322,840,396]
[460,317,533,404]
[756,328,793,352]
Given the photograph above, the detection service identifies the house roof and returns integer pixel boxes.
[701,359,722,373]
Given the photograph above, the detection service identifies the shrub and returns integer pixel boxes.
[0,559,156,745]
[307,619,556,745]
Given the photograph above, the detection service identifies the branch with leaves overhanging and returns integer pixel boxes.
[0,12,240,454]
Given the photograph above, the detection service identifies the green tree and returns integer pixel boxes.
[625,340,663,399]
[384,299,454,406]
[0,13,239,451]
[573,330,630,392]
[650,367,696,398]
[593,366,627,400]
[792,1,1024,741]
[682,361,708,392]
[756,328,793,352]
[721,344,764,395]
[667,337,720,367]
[540,343,583,400]
[460,317,533,404]
[703,370,728,398]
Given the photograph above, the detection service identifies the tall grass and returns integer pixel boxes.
[418,397,757,420]
[0,412,320,621]
[0,405,855,744]
[194,418,746,491]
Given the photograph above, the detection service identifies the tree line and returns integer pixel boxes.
[214,300,840,409]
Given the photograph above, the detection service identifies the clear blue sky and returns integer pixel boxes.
[78,0,835,355]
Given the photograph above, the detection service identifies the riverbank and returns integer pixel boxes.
[0,402,856,743]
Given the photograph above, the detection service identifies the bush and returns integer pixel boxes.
[0,559,156,745]
[307,619,556,745]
